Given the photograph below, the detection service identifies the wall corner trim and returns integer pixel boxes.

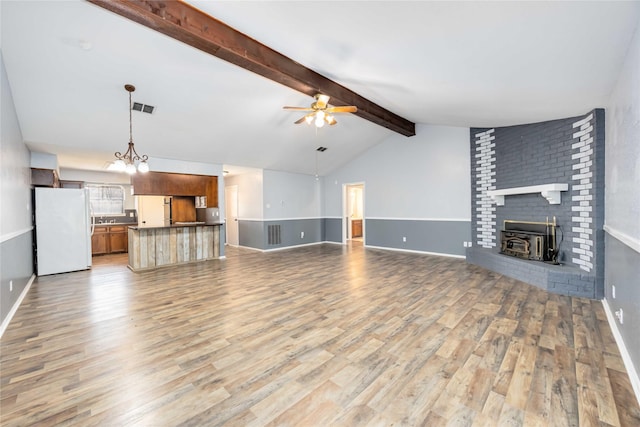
[604,225,640,254]
[0,274,35,339]
[1,227,34,244]
[602,298,640,408]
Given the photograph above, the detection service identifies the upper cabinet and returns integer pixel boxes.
[31,168,60,187]
[131,171,218,207]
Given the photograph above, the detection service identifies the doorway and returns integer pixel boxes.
[225,185,239,246]
[343,183,365,244]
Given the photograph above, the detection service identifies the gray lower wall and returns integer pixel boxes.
[238,220,265,249]
[605,231,640,380]
[1,230,34,326]
[238,218,324,250]
[324,218,342,243]
[237,217,470,257]
[366,219,470,257]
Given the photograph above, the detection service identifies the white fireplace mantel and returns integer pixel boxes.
[486,183,568,206]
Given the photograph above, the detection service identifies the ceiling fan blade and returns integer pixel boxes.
[283,106,314,111]
[315,94,330,109]
[294,114,312,124]
[326,106,357,113]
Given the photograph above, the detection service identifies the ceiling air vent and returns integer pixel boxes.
[132,102,155,114]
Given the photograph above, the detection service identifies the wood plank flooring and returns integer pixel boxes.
[1,243,639,426]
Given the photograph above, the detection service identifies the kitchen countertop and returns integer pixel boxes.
[129,222,224,230]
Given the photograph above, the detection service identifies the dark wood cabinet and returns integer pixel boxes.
[92,225,128,255]
[172,196,196,223]
[131,172,218,207]
[31,168,60,187]
[60,180,84,189]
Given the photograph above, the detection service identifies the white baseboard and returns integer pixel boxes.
[0,274,35,339]
[602,298,640,408]
[364,244,466,259]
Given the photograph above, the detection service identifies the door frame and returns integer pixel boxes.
[342,182,365,244]
[225,185,239,246]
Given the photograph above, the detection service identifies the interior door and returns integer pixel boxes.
[343,183,365,242]
[225,185,239,246]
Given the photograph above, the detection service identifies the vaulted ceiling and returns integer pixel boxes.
[2,1,639,176]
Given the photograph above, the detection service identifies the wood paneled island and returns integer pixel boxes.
[128,223,222,271]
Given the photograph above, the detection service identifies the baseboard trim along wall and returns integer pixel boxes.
[365,244,466,259]
[602,298,640,408]
[0,273,35,338]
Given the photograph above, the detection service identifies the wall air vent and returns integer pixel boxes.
[267,224,281,245]
[132,102,155,114]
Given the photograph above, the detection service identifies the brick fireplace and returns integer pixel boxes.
[466,109,605,298]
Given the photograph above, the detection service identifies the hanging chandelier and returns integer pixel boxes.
[113,84,149,174]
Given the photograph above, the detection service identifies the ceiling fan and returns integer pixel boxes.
[283,94,357,128]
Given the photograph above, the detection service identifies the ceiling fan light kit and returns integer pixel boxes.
[284,94,357,128]
[113,84,149,174]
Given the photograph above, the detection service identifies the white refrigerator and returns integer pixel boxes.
[35,187,92,276]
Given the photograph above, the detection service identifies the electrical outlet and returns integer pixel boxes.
[402,236,407,242]
[301,231,304,239]
[612,285,616,299]
[615,309,624,324]
[463,241,468,248]
[10,280,13,292]
[468,241,472,248]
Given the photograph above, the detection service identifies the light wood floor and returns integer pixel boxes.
[2,243,639,426]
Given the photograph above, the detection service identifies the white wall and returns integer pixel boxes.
[0,51,32,239]
[225,169,264,220]
[606,23,640,246]
[60,168,131,185]
[263,169,322,220]
[605,15,640,401]
[323,124,471,220]
[30,152,58,172]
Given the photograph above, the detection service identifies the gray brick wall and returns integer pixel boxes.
[469,109,605,299]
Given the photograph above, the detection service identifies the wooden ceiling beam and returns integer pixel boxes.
[87,0,416,137]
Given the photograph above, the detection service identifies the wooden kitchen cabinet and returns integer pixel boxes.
[91,226,109,255]
[131,171,218,207]
[92,225,129,255]
[31,168,60,187]
[172,196,197,223]
[108,226,128,253]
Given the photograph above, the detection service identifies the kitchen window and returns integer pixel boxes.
[87,184,125,215]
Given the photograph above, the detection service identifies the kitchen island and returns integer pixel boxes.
[128,222,222,271]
